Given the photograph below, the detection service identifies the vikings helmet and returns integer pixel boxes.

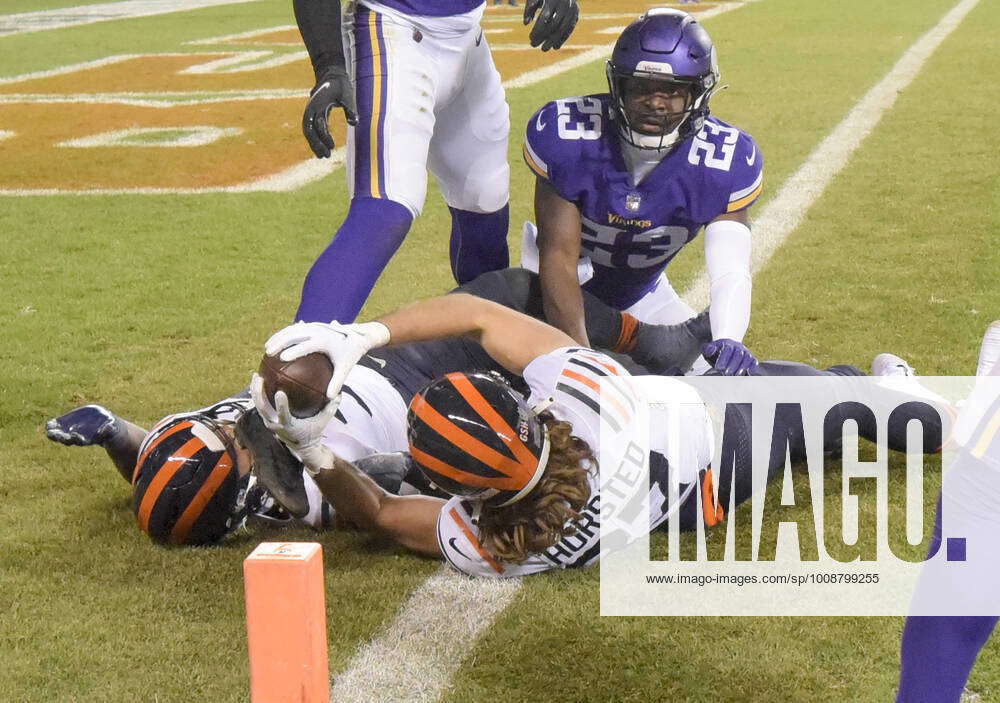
[606,8,719,149]
[407,372,550,507]
[131,402,250,545]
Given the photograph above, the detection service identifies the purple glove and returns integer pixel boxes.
[702,339,759,376]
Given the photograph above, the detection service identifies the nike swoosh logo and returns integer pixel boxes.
[535,112,547,131]
[745,145,757,166]
[365,354,386,368]
[475,30,483,46]
[448,537,472,561]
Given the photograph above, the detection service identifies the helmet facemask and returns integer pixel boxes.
[606,59,717,150]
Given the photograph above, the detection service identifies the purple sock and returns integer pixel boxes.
[448,205,510,285]
[897,500,999,702]
[295,197,412,323]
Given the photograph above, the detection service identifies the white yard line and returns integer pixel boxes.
[323,1,983,701]
[0,0,264,37]
[329,568,522,703]
[683,0,984,309]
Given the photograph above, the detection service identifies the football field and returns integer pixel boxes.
[2,0,998,701]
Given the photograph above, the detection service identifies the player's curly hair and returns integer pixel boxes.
[477,411,595,564]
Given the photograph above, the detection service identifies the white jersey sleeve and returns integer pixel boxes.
[522,346,640,453]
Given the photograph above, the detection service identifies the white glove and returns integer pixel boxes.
[250,373,335,474]
[265,320,390,405]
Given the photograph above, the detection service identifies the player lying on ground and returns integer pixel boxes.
[44,268,708,544]
[291,0,578,324]
[521,9,763,375]
[250,293,944,577]
[896,322,1000,703]
[42,397,422,544]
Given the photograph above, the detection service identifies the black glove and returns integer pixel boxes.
[523,0,578,51]
[45,405,121,446]
[302,67,358,159]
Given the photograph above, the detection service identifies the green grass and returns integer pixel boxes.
[2,0,999,701]
[2,0,142,14]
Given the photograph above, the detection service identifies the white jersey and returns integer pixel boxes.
[142,369,409,531]
[320,364,409,461]
[436,347,712,578]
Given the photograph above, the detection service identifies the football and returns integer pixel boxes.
[258,351,334,419]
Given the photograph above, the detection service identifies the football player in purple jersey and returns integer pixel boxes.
[290,0,579,325]
[521,8,763,376]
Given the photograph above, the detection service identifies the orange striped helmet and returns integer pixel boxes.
[131,410,248,545]
[407,372,550,507]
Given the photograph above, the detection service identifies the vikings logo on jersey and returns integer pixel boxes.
[523,94,763,310]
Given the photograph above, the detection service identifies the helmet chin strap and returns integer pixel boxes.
[625,125,684,151]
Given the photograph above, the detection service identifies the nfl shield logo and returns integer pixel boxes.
[625,193,641,212]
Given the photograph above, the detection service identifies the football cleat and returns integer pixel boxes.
[235,408,310,519]
[976,320,1000,377]
[871,353,916,378]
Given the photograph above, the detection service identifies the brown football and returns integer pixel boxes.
[258,351,334,419]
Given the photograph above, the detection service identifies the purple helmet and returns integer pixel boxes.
[606,8,719,149]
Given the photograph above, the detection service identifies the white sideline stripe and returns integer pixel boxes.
[179,50,308,74]
[185,24,296,45]
[57,125,242,148]
[0,51,306,84]
[683,0,982,310]
[0,148,344,196]
[329,567,521,703]
[0,0,264,37]
[0,90,303,107]
[324,2,981,701]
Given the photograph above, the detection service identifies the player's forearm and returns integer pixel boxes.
[293,0,346,80]
[708,272,751,341]
[312,457,386,532]
[106,421,148,483]
[313,458,443,557]
[377,294,570,374]
[538,259,589,346]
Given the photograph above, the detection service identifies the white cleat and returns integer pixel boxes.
[871,353,916,377]
[976,320,1000,377]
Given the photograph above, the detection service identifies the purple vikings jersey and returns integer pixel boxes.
[368,0,484,18]
[523,94,764,309]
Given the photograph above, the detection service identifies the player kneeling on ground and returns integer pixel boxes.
[522,9,763,375]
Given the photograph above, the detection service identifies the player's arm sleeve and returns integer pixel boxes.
[704,215,752,342]
[724,133,764,214]
[701,131,761,341]
[522,103,558,183]
[293,0,346,81]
